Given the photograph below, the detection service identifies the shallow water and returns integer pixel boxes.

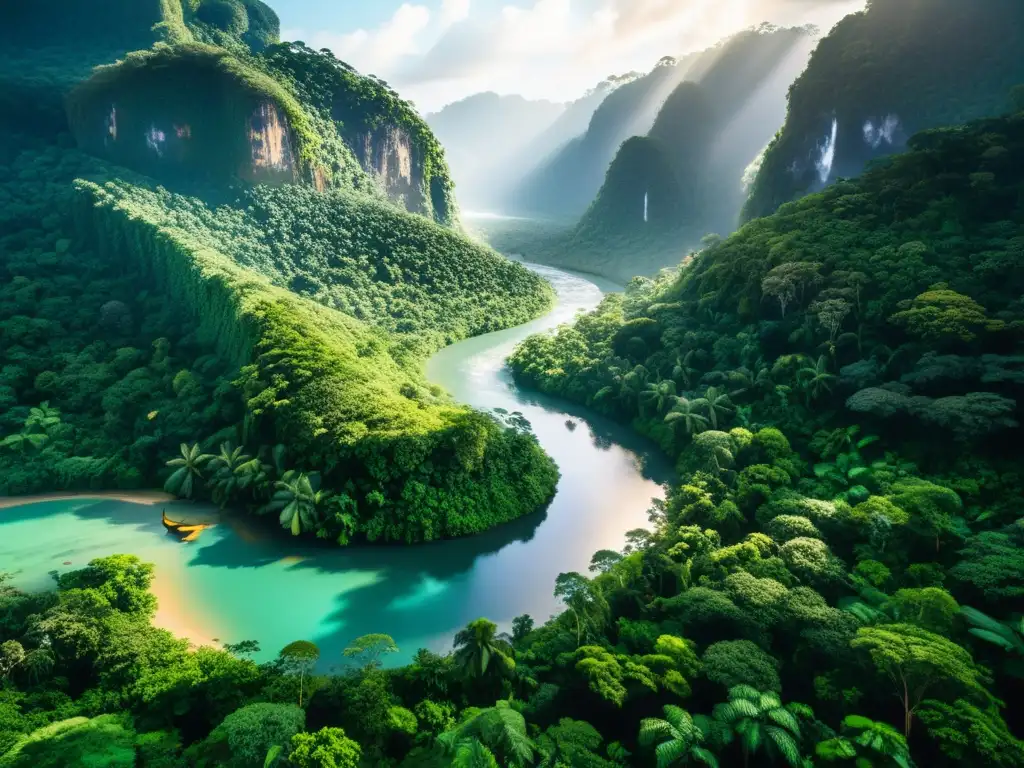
[0,264,672,668]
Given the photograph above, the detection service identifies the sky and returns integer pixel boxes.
[277,0,866,114]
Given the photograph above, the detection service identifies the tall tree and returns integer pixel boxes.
[265,471,321,536]
[692,387,733,430]
[207,442,252,509]
[343,634,398,671]
[554,572,607,647]
[851,623,995,737]
[665,398,709,437]
[278,640,320,707]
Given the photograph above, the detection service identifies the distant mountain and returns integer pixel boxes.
[500,56,701,219]
[557,24,817,282]
[426,93,564,211]
[742,0,1024,222]
[501,24,814,223]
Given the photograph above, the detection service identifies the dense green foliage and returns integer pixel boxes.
[3,1,1024,766]
[509,108,1024,463]
[86,178,548,356]
[743,0,1024,221]
[495,106,1024,763]
[0,144,239,492]
[0,138,557,542]
[3,404,1022,765]
[0,0,558,544]
[259,42,457,225]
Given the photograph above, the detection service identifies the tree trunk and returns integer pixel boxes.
[903,681,911,738]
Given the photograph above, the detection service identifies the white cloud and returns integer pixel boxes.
[301,3,431,75]
[440,0,472,28]
[287,0,865,112]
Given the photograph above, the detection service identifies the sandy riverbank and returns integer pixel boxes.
[0,490,174,510]
[1,490,225,649]
[151,570,223,650]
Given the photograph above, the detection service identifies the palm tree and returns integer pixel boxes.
[26,401,61,433]
[692,386,734,430]
[727,364,772,401]
[640,705,719,767]
[452,618,515,681]
[960,606,1024,655]
[798,355,837,403]
[641,379,678,416]
[711,686,802,768]
[438,701,533,768]
[444,738,500,768]
[265,471,321,536]
[236,444,287,500]
[0,431,49,453]
[673,351,699,388]
[665,398,709,436]
[620,366,650,410]
[207,442,252,508]
[164,443,214,500]
[1,403,60,454]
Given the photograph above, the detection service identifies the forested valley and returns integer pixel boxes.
[2,0,1024,767]
[0,0,559,545]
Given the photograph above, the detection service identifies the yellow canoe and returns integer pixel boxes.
[162,509,212,541]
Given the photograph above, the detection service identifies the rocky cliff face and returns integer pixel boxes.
[352,124,426,216]
[244,102,299,184]
[71,90,300,187]
[66,44,455,223]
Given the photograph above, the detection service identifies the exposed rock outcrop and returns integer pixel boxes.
[353,125,425,216]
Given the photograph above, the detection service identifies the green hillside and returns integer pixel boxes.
[511,106,1024,470]
[2,109,1023,768]
[743,0,1024,221]
[0,4,558,543]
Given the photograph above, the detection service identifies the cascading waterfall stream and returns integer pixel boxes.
[816,117,838,184]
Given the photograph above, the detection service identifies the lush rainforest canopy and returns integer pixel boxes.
[2,0,1024,766]
[0,0,557,544]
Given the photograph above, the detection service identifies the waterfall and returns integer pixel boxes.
[815,118,838,184]
[863,114,900,149]
[644,191,649,223]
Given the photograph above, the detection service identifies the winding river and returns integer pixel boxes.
[0,264,672,668]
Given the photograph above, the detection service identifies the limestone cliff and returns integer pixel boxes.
[67,45,306,188]
[353,125,426,216]
[66,41,456,224]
